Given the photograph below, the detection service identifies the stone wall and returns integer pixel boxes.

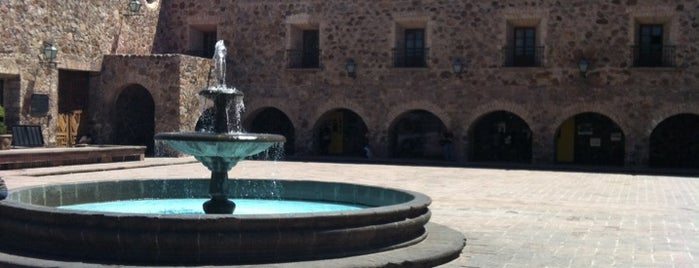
[90,54,211,152]
[1,0,697,166]
[0,0,160,145]
[185,0,698,165]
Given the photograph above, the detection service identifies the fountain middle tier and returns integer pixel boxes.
[155,132,285,214]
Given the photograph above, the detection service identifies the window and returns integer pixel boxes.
[392,18,429,68]
[288,28,320,69]
[201,31,217,58]
[394,28,428,68]
[633,24,673,67]
[188,26,217,58]
[504,27,542,67]
[401,29,426,67]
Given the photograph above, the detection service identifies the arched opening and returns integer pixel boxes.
[114,85,155,156]
[555,112,625,166]
[470,111,532,163]
[313,109,368,157]
[649,113,699,168]
[246,107,296,156]
[389,110,446,159]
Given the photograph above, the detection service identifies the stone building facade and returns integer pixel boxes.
[1,0,698,168]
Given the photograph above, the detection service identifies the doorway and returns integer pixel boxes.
[114,85,155,156]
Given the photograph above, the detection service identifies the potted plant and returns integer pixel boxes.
[0,106,11,150]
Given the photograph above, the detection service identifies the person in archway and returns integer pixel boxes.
[440,131,455,161]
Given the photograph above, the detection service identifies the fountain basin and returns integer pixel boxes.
[155,132,285,157]
[0,179,431,265]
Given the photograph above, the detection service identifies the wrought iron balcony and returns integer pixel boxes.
[393,48,429,68]
[502,46,544,67]
[287,49,321,69]
[632,45,675,67]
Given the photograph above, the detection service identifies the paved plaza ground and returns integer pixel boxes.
[1,158,698,267]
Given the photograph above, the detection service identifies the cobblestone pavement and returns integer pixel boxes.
[2,159,698,268]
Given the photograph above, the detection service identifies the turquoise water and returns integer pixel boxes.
[59,199,366,215]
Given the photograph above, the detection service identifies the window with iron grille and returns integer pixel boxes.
[503,27,542,67]
[633,24,674,67]
[394,29,428,68]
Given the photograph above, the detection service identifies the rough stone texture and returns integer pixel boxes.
[1,0,698,165]
[155,0,699,166]
[89,54,211,149]
[0,0,159,145]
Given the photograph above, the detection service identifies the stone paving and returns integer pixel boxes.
[1,158,698,268]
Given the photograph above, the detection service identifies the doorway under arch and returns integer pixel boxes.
[313,109,368,157]
[246,107,296,156]
[649,113,699,168]
[114,85,155,156]
[555,112,625,166]
[389,110,446,159]
[470,111,532,163]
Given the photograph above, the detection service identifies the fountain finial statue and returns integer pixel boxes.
[213,40,226,89]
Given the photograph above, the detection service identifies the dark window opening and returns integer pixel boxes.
[288,30,320,68]
[201,31,217,59]
[394,29,428,68]
[504,27,542,67]
[633,24,673,67]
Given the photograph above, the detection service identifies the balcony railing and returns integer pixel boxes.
[393,48,429,68]
[632,45,675,67]
[502,46,544,67]
[287,49,321,69]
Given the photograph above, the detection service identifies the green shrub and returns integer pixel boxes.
[0,106,6,135]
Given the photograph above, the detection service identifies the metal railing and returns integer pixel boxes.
[502,46,544,67]
[393,48,429,68]
[632,45,675,67]
[287,49,321,69]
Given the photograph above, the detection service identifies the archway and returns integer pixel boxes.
[555,112,624,166]
[314,109,368,157]
[114,85,155,156]
[470,111,532,163]
[246,107,296,156]
[649,113,699,168]
[389,110,446,159]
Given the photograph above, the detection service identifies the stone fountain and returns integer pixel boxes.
[155,40,285,214]
[0,41,465,266]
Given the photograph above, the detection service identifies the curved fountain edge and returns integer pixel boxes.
[0,179,451,266]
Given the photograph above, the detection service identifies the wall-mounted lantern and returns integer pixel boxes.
[451,58,464,76]
[43,42,58,67]
[126,0,142,16]
[577,57,590,78]
[345,59,357,78]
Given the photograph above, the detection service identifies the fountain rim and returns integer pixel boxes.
[1,178,431,220]
[154,132,286,143]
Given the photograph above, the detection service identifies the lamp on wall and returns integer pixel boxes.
[577,57,590,78]
[451,58,464,76]
[127,0,142,16]
[43,42,58,67]
[345,59,357,78]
